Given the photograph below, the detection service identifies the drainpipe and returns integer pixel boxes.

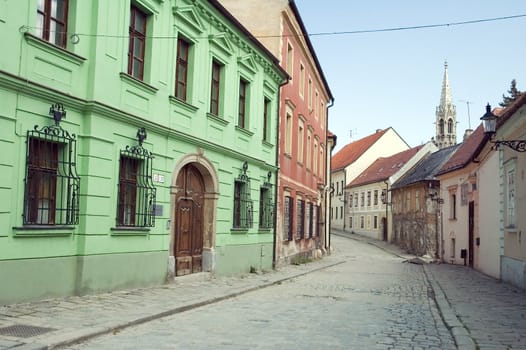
[272,75,291,269]
[384,180,389,241]
[325,98,335,252]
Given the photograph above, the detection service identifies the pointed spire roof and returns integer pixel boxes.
[440,60,452,107]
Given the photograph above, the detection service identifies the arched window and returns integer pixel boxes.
[447,119,453,134]
[439,119,444,134]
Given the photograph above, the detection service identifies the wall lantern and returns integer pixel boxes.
[480,103,526,152]
[49,103,66,126]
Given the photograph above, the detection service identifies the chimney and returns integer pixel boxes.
[463,129,473,141]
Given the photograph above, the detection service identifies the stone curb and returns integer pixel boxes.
[34,260,345,350]
[334,231,476,350]
[423,266,476,350]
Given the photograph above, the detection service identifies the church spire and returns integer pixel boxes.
[434,61,457,149]
[440,61,452,107]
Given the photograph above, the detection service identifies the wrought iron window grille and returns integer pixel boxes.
[283,196,294,241]
[23,103,80,225]
[259,172,274,229]
[233,161,253,229]
[296,199,305,240]
[116,128,156,228]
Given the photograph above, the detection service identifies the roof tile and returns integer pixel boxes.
[331,128,388,171]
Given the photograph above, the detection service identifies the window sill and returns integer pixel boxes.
[230,228,249,234]
[111,227,150,236]
[169,96,199,113]
[449,218,457,221]
[505,226,518,233]
[24,33,86,66]
[206,112,229,127]
[258,228,272,233]
[262,140,274,148]
[13,225,75,237]
[119,72,158,95]
[235,126,254,137]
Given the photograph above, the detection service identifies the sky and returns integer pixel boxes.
[293,0,526,151]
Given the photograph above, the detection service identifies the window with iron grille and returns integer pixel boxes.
[259,177,274,229]
[313,204,318,237]
[306,202,313,238]
[117,131,156,227]
[296,199,305,239]
[24,124,80,225]
[175,38,190,101]
[284,196,294,240]
[36,0,69,48]
[233,162,253,229]
[128,5,147,80]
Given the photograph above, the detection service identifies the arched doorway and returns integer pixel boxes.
[170,152,219,278]
[174,164,205,276]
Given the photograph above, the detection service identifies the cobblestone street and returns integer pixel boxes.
[64,235,454,350]
[2,233,526,350]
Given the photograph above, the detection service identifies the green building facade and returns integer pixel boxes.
[0,0,287,304]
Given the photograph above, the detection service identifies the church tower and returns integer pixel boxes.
[434,61,457,149]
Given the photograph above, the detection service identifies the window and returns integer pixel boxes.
[298,120,304,163]
[319,145,324,177]
[296,199,305,239]
[284,196,294,240]
[415,190,420,211]
[308,78,312,109]
[360,192,364,207]
[450,193,457,219]
[349,216,353,229]
[439,119,444,135]
[314,91,319,119]
[285,113,292,154]
[24,122,80,225]
[451,238,456,258]
[447,118,453,134]
[210,60,222,115]
[360,216,364,229]
[506,168,516,227]
[299,63,305,97]
[286,43,293,77]
[259,181,274,229]
[175,38,190,101]
[313,140,318,175]
[116,130,156,227]
[306,202,312,238]
[36,0,69,48]
[233,162,253,229]
[238,79,248,129]
[128,5,147,80]
[373,215,378,229]
[263,98,271,142]
[306,129,312,169]
[367,191,371,207]
[354,192,358,207]
[373,190,378,206]
[340,206,343,219]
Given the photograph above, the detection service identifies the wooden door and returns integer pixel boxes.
[175,164,204,276]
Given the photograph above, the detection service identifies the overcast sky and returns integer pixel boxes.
[294,0,526,150]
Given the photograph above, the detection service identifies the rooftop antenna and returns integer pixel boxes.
[459,99,472,129]
[350,128,358,142]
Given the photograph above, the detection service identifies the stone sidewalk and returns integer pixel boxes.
[0,255,345,350]
[334,230,526,350]
[2,231,526,350]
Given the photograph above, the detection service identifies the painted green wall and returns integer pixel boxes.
[0,0,285,304]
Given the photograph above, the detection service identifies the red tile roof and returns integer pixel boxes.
[348,145,425,187]
[331,128,388,171]
[437,124,487,175]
